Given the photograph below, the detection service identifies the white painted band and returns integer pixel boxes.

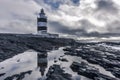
[37,22,47,26]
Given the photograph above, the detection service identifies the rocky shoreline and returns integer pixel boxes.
[1,33,120,80]
[46,65,72,80]
[0,33,75,62]
[70,62,117,80]
[63,43,120,79]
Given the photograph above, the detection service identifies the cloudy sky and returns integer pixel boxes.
[0,0,120,40]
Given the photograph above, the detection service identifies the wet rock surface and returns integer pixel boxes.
[0,73,5,77]
[0,34,75,62]
[70,62,118,80]
[59,57,68,62]
[4,70,32,80]
[63,43,120,79]
[46,64,72,80]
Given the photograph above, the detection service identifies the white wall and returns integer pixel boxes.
[37,22,47,27]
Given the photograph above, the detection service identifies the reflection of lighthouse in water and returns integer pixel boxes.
[37,52,48,76]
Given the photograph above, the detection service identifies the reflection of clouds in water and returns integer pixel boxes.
[0,47,112,80]
[0,47,97,80]
[47,47,86,80]
[0,51,37,80]
[10,66,19,72]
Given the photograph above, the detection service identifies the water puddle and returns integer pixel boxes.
[0,47,115,80]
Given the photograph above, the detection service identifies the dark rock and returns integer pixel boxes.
[63,47,76,53]
[70,62,117,80]
[46,65,72,80]
[63,47,73,52]
[4,70,32,80]
[107,67,120,78]
[60,55,65,57]
[54,60,57,63]
[0,73,5,77]
[59,58,68,62]
[17,59,20,62]
[1,67,4,69]
[64,44,120,79]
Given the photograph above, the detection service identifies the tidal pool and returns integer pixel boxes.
[0,47,115,80]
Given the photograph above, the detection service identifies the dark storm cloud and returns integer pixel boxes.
[76,32,120,38]
[49,20,120,38]
[78,19,120,37]
[78,19,97,30]
[35,0,80,9]
[48,21,86,35]
[44,0,61,9]
[71,0,80,4]
[49,19,97,35]
[71,0,80,6]
[94,0,120,35]
[95,0,118,13]
[107,20,120,33]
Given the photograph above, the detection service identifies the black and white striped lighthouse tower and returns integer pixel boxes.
[37,9,47,35]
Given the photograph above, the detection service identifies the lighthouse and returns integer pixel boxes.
[37,9,47,35]
[36,8,59,38]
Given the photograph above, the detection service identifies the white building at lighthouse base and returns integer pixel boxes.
[36,31,59,38]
